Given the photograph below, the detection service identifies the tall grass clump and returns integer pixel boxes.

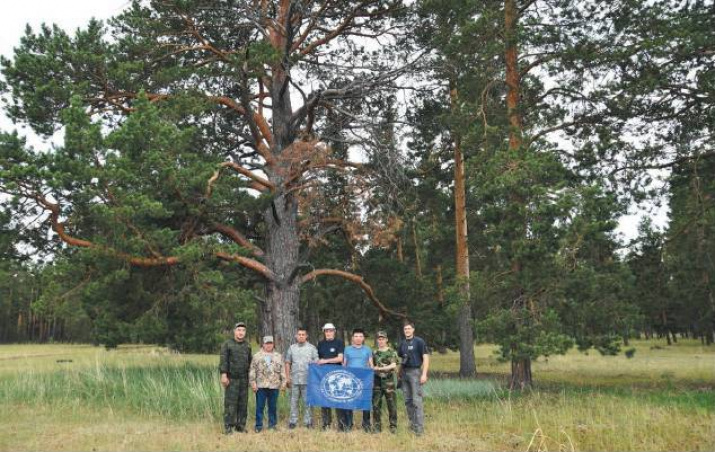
[0,362,222,421]
[423,379,500,401]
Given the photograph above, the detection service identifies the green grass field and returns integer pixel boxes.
[0,339,713,451]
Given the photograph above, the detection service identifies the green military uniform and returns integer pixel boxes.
[219,336,252,433]
[372,346,399,433]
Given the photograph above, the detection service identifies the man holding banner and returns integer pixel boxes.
[342,328,374,432]
[307,327,373,433]
[315,323,346,430]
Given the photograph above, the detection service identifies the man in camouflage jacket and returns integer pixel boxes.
[372,330,398,433]
[219,321,252,434]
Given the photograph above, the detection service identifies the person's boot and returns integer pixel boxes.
[223,425,234,435]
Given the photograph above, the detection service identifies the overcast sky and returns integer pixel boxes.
[0,1,127,58]
[0,1,667,243]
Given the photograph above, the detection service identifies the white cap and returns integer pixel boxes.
[322,323,336,330]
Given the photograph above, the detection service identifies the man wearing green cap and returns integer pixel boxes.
[372,330,399,433]
[219,321,252,434]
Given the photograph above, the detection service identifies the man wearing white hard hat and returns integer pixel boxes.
[316,322,347,430]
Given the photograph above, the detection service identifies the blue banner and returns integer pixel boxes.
[307,364,373,410]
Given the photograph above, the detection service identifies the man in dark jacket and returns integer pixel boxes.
[397,322,430,436]
[219,321,252,434]
[316,322,346,430]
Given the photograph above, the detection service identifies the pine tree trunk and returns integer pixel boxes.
[660,310,670,345]
[457,302,476,376]
[436,265,445,307]
[412,222,423,279]
[704,270,714,346]
[450,80,477,378]
[504,0,523,151]
[510,356,532,390]
[261,193,300,353]
[504,0,531,387]
[17,311,23,340]
[433,213,445,307]
[259,59,301,354]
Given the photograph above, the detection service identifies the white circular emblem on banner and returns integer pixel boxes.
[320,370,363,401]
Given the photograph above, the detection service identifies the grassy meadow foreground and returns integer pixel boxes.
[0,340,713,451]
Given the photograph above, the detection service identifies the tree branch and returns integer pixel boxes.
[609,150,715,175]
[24,193,276,278]
[220,161,275,191]
[296,1,397,57]
[209,96,276,164]
[300,268,407,320]
[31,193,181,267]
[216,251,276,281]
[211,222,265,258]
[283,157,363,188]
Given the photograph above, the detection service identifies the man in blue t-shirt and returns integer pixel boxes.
[343,328,374,432]
[316,322,347,430]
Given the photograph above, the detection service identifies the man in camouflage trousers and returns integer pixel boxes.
[219,321,252,434]
[372,330,398,434]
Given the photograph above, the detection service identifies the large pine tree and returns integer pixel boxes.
[0,0,411,350]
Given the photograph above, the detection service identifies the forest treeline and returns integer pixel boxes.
[0,0,712,388]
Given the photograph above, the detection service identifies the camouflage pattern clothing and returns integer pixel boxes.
[249,350,285,389]
[285,342,318,426]
[219,338,252,432]
[372,347,398,432]
[285,342,319,385]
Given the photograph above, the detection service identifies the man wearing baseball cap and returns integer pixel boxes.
[219,321,252,434]
[249,335,286,432]
[316,322,347,430]
[372,330,399,433]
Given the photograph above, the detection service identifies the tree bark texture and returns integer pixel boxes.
[450,81,477,378]
[505,0,523,151]
[260,54,301,352]
[412,222,423,279]
[436,265,445,307]
[509,355,533,390]
[505,0,531,387]
[262,194,301,352]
